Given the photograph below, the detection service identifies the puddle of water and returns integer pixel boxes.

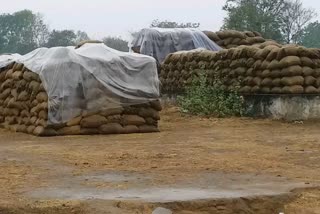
[31,187,258,202]
[80,172,144,183]
[27,172,308,203]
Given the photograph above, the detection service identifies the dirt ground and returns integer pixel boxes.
[0,107,320,213]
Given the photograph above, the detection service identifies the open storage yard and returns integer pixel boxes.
[0,106,320,214]
[2,0,320,212]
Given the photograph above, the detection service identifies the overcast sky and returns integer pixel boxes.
[1,0,319,40]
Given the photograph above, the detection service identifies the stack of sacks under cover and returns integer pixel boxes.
[0,43,161,136]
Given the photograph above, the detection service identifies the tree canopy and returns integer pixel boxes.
[75,31,90,44]
[45,30,77,48]
[301,21,320,48]
[0,10,49,54]
[222,0,316,43]
[0,10,92,53]
[0,6,319,54]
[102,37,129,52]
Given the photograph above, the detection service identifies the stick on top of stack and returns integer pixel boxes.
[0,43,161,136]
[160,43,320,95]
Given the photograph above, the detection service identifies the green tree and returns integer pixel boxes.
[75,30,90,44]
[150,19,200,28]
[301,21,320,48]
[102,36,129,52]
[222,0,316,44]
[280,0,316,44]
[222,0,285,42]
[46,30,77,47]
[0,10,49,54]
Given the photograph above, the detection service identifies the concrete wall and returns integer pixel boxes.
[244,95,320,121]
[161,93,320,121]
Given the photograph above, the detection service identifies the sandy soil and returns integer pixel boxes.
[0,107,320,213]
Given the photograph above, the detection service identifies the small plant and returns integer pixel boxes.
[177,73,244,117]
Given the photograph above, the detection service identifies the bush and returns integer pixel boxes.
[177,73,244,117]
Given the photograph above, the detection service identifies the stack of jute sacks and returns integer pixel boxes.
[203,30,271,49]
[160,43,320,94]
[0,62,161,136]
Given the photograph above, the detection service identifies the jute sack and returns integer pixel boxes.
[261,78,273,87]
[302,67,314,76]
[138,108,160,120]
[80,128,99,135]
[27,125,36,134]
[316,77,320,87]
[283,46,299,56]
[251,86,260,93]
[100,107,124,117]
[145,117,157,126]
[301,57,315,68]
[17,91,29,101]
[58,125,81,135]
[0,88,11,100]
[305,86,318,93]
[5,69,14,79]
[12,71,23,80]
[266,48,280,61]
[282,65,303,76]
[261,70,271,78]
[33,126,57,136]
[123,125,139,134]
[122,115,146,126]
[270,87,282,93]
[99,123,124,134]
[254,69,263,77]
[281,76,304,86]
[267,60,281,70]
[144,100,161,110]
[239,86,252,93]
[279,56,301,68]
[252,77,262,86]
[304,76,317,86]
[66,116,82,127]
[80,115,108,128]
[23,72,40,82]
[36,92,48,103]
[243,77,253,86]
[139,125,159,133]
[282,85,304,94]
[272,78,282,87]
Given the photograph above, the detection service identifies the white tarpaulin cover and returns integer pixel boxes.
[0,44,160,124]
[0,54,21,68]
[130,28,222,63]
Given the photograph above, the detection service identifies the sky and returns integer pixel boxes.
[0,0,319,40]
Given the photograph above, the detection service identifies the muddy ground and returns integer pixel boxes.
[0,107,320,214]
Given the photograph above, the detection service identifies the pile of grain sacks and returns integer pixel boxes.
[0,44,161,136]
[160,44,320,94]
[203,30,276,49]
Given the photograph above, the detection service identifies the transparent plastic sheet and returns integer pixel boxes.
[0,54,21,68]
[7,43,160,124]
[131,28,222,63]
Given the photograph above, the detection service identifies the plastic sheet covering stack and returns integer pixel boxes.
[203,30,277,49]
[0,54,21,68]
[0,43,161,136]
[160,43,320,94]
[130,28,222,63]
